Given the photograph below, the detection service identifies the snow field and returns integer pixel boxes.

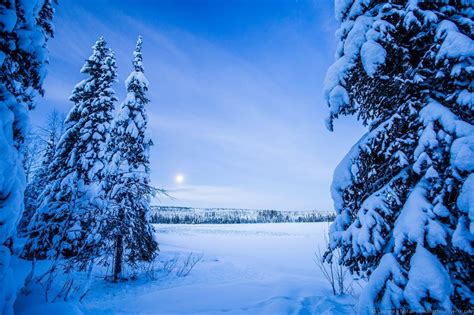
[14,223,357,314]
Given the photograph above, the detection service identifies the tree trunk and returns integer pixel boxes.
[113,234,123,281]
[113,205,125,281]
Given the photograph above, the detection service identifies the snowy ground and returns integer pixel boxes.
[14,223,357,314]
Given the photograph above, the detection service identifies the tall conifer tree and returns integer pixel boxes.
[24,37,118,269]
[324,1,473,313]
[102,36,158,280]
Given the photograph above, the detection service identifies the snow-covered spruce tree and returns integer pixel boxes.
[20,131,57,235]
[0,0,55,313]
[20,110,65,234]
[101,36,158,281]
[324,1,473,313]
[23,37,118,270]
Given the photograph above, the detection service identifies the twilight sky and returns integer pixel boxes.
[33,0,365,211]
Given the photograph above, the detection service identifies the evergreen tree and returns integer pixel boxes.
[0,0,55,313]
[20,131,57,235]
[20,110,65,234]
[24,37,118,269]
[102,36,158,281]
[324,1,473,313]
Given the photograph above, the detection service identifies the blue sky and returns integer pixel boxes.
[34,0,365,211]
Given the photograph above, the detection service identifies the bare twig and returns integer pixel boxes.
[176,253,203,277]
[163,254,179,275]
[314,233,353,296]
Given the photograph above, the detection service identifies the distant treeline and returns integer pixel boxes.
[150,206,335,224]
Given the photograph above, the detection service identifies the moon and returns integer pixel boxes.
[175,174,184,184]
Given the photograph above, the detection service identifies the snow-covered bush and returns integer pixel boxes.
[325,1,473,313]
[0,0,55,313]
